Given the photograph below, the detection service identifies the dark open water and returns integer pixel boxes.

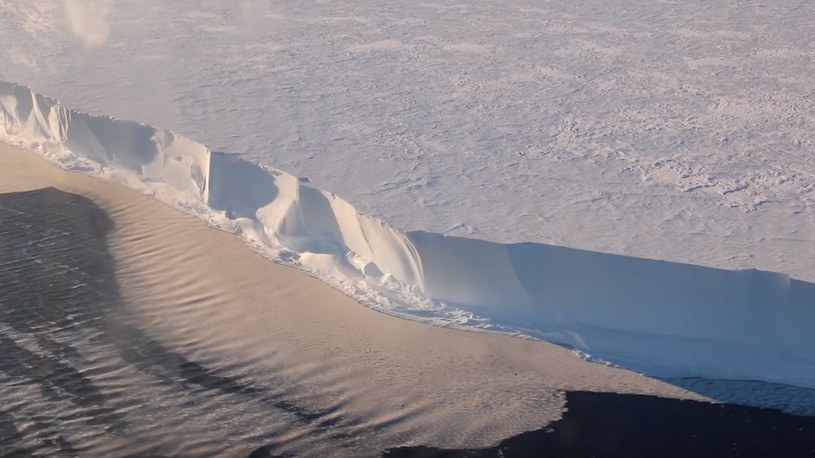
[2,188,814,457]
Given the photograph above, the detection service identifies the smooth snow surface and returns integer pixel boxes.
[1,0,814,387]
[1,0,814,284]
[2,82,814,389]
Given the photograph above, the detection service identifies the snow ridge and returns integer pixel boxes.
[2,81,814,388]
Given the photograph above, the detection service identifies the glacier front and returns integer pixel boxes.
[2,81,814,388]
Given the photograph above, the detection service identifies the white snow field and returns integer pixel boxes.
[1,0,814,386]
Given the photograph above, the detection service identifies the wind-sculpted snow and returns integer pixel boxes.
[2,81,814,388]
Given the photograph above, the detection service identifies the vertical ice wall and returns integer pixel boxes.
[2,81,814,388]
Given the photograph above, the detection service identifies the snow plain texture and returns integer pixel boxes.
[1,0,814,283]
[1,0,814,386]
[2,81,815,389]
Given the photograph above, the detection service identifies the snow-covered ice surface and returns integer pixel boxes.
[2,0,814,279]
[1,1,814,387]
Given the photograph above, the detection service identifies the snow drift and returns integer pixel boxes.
[2,81,813,388]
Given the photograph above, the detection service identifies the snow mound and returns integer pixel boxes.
[2,81,813,388]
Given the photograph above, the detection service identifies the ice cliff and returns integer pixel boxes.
[2,81,813,388]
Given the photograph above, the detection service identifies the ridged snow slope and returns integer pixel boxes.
[2,81,814,388]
